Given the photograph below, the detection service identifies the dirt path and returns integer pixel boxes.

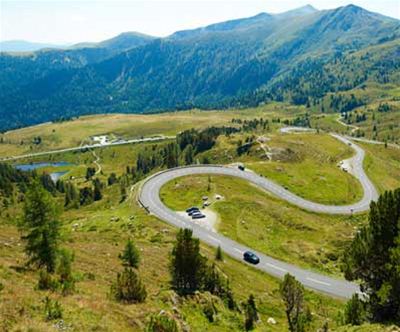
[91,149,101,175]
[257,136,272,160]
[336,115,360,134]
[336,115,400,149]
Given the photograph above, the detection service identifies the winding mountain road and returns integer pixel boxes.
[0,135,174,162]
[139,134,379,298]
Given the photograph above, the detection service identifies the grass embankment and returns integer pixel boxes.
[362,143,400,194]
[0,184,344,331]
[161,175,365,277]
[199,132,363,205]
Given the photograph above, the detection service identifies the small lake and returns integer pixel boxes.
[14,161,72,172]
[14,162,72,182]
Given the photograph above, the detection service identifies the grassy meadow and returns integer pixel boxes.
[0,179,345,332]
[361,143,400,194]
[196,131,363,205]
[0,103,305,157]
[310,83,400,143]
[160,174,365,278]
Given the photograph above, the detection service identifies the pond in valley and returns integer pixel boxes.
[14,162,73,182]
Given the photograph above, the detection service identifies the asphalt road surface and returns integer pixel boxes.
[139,135,379,298]
[0,135,174,162]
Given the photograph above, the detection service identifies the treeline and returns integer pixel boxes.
[245,45,399,111]
[283,114,311,127]
[344,111,367,124]
[0,162,108,214]
[125,126,239,182]
[328,94,365,113]
[231,118,269,132]
[55,176,103,208]
[342,189,400,325]
[0,163,32,197]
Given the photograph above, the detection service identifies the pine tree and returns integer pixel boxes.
[203,263,236,309]
[40,173,56,195]
[55,180,65,193]
[85,167,96,180]
[344,294,366,325]
[184,144,194,165]
[43,296,63,321]
[203,263,223,294]
[57,249,75,295]
[93,178,102,201]
[146,312,179,332]
[111,267,147,303]
[107,173,118,186]
[64,182,78,208]
[342,189,400,323]
[79,187,94,205]
[280,274,308,332]
[215,245,223,261]
[120,183,127,202]
[20,181,60,273]
[244,294,258,331]
[119,239,140,268]
[170,228,206,295]
[164,142,180,168]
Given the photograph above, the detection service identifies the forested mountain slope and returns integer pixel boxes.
[0,4,399,130]
[0,32,155,100]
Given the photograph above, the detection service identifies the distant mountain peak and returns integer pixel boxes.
[342,4,363,11]
[274,4,318,18]
[251,12,271,19]
[333,3,397,21]
[297,4,318,12]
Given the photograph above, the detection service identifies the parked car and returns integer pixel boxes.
[192,213,206,219]
[186,207,199,213]
[238,165,245,171]
[188,209,201,216]
[243,251,260,264]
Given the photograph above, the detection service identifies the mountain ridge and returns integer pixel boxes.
[0,4,399,130]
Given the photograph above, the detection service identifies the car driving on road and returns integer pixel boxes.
[243,251,260,264]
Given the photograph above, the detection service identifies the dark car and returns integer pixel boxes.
[188,209,201,216]
[192,213,205,219]
[243,251,260,264]
[238,165,245,171]
[186,207,199,213]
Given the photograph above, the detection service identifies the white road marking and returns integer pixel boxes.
[265,262,287,273]
[306,277,331,286]
[207,234,220,242]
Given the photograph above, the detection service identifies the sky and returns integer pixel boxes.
[1,0,399,44]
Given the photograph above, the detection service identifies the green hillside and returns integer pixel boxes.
[0,5,399,130]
